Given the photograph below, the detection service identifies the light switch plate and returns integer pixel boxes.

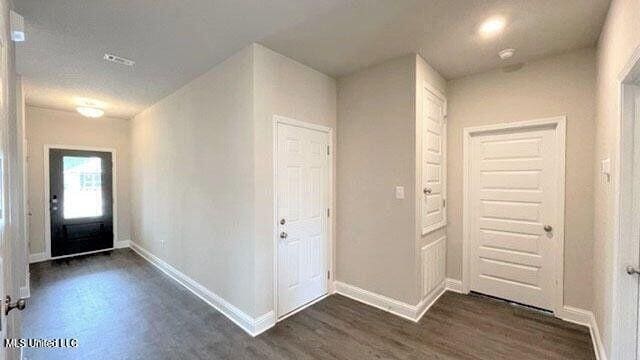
[395,186,405,199]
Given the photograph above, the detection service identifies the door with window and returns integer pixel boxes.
[49,149,113,257]
[276,120,330,317]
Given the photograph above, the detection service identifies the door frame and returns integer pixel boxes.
[611,44,640,359]
[461,116,566,314]
[272,115,334,320]
[42,144,118,260]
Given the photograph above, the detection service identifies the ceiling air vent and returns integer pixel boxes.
[103,53,135,67]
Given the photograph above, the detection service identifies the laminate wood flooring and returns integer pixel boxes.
[23,249,595,359]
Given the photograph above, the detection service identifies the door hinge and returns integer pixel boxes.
[443,198,446,208]
[327,145,330,156]
[327,208,330,217]
[327,270,331,279]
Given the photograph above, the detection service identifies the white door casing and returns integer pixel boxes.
[463,117,566,312]
[612,45,640,360]
[276,118,330,318]
[421,85,447,234]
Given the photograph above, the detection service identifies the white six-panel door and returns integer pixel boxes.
[422,87,446,234]
[469,125,560,310]
[276,121,330,317]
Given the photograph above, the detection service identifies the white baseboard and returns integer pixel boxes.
[114,239,130,249]
[445,278,463,293]
[28,252,47,264]
[334,281,446,322]
[415,281,447,321]
[129,241,274,337]
[557,306,605,360]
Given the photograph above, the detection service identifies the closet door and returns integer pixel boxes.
[421,85,447,234]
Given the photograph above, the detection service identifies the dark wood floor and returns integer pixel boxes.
[24,249,595,359]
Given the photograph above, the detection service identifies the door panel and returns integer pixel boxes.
[470,127,558,310]
[277,122,329,317]
[421,88,446,233]
[50,149,113,257]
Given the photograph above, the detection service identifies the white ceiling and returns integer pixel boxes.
[16,0,611,119]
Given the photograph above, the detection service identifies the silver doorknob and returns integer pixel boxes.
[543,225,553,232]
[280,232,288,239]
[423,188,432,195]
[5,295,26,315]
[626,266,640,275]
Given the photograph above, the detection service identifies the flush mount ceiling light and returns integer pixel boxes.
[498,48,516,60]
[76,106,105,118]
[479,16,506,38]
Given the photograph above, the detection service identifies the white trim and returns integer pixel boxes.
[272,115,335,321]
[114,239,130,249]
[334,281,446,322]
[420,82,447,235]
[461,116,567,314]
[19,270,30,298]
[43,144,118,259]
[130,241,274,337]
[612,43,640,360]
[590,312,607,360]
[28,252,46,263]
[28,240,131,264]
[445,278,464,293]
[555,306,606,360]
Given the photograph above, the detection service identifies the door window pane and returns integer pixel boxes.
[63,156,103,219]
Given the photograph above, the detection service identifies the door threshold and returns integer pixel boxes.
[48,247,117,262]
[277,293,330,323]
[469,291,553,315]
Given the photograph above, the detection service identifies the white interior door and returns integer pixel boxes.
[469,124,561,310]
[421,87,446,234]
[276,121,329,317]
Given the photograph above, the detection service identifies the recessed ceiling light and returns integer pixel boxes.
[498,48,516,60]
[479,16,506,38]
[76,106,105,118]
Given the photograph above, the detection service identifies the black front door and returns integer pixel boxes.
[50,149,113,257]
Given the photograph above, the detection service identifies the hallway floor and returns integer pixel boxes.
[23,249,595,359]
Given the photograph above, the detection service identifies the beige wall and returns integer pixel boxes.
[446,48,597,311]
[130,46,256,316]
[252,43,337,316]
[337,54,446,305]
[592,0,640,356]
[130,44,336,318]
[26,106,132,256]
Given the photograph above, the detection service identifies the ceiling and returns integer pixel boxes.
[16,0,611,119]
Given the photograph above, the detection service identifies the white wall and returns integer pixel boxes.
[446,48,597,311]
[25,106,132,256]
[592,0,640,356]
[336,54,446,305]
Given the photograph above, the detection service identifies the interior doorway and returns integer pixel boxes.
[274,116,332,319]
[614,46,640,359]
[462,117,566,312]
